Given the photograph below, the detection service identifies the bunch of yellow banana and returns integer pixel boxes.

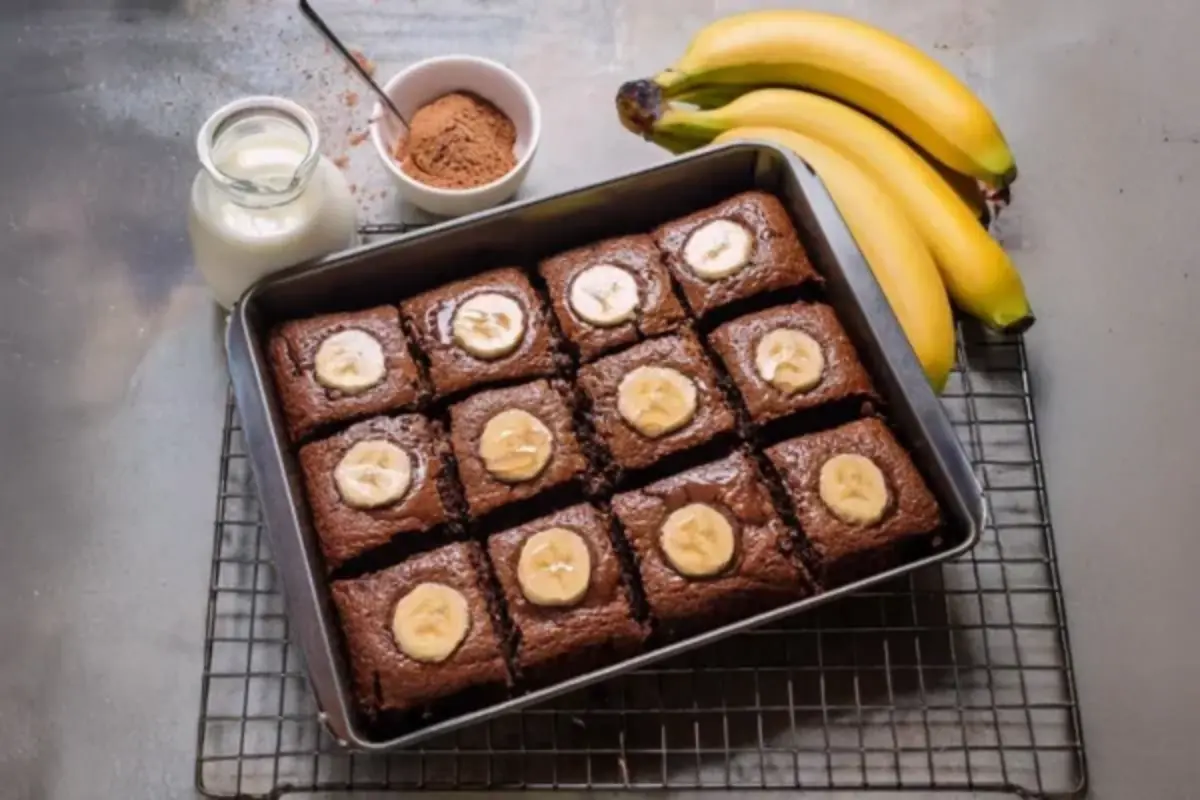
[615,10,1034,393]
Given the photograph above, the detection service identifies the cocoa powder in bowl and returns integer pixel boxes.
[393,92,517,190]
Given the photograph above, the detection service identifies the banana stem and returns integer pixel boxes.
[670,84,758,110]
[616,79,667,137]
[651,68,690,94]
[616,79,726,154]
[653,106,728,144]
[649,131,707,154]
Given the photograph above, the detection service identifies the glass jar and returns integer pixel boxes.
[188,96,358,308]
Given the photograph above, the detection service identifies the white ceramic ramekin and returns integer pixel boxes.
[370,55,541,218]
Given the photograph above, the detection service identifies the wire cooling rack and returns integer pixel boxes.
[196,227,1086,800]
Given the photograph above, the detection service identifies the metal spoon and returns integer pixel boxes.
[298,0,410,130]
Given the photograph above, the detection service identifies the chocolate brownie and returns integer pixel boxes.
[269,305,427,441]
[576,331,736,470]
[538,234,688,361]
[401,267,559,398]
[708,302,875,424]
[765,418,942,584]
[487,503,646,673]
[611,452,811,630]
[329,542,510,714]
[652,191,819,317]
[298,414,456,571]
[448,379,589,517]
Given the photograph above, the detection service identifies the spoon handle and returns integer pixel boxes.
[298,0,409,129]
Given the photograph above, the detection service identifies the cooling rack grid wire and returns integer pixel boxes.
[196,225,1086,799]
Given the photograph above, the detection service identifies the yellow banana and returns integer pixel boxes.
[651,10,1016,187]
[643,89,1032,331]
[930,160,989,225]
[713,127,956,392]
[622,83,988,221]
[624,83,987,221]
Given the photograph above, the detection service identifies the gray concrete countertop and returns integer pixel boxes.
[1,1,1197,798]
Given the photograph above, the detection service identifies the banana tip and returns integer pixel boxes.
[615,79,664,137]
[989,164,1018,191]
[1001,312,1036,335]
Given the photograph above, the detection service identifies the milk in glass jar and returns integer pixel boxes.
[188,96,357,308]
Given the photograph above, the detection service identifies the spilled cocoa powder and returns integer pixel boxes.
[393,92,517,190]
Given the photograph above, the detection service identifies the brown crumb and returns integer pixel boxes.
[332,155,350,170]
[343,90,359,108]
[349,130,370,147]
[349,49,376,77]
[349,184,358,195]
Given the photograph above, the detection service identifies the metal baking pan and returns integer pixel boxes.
[226,142,985,750]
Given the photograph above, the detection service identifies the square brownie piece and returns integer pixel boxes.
[652,191,819,317]
[269,305,427,441]
[576,331,736,470]
[538,234,688,361]
[612,452,810,629]
[329,541,511,714]
[299,414,456,571]
[708,302,875,424]
[448,379,589,518]
[487,503,646,673]
[765,417,942,584]
[401,267,559,398]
